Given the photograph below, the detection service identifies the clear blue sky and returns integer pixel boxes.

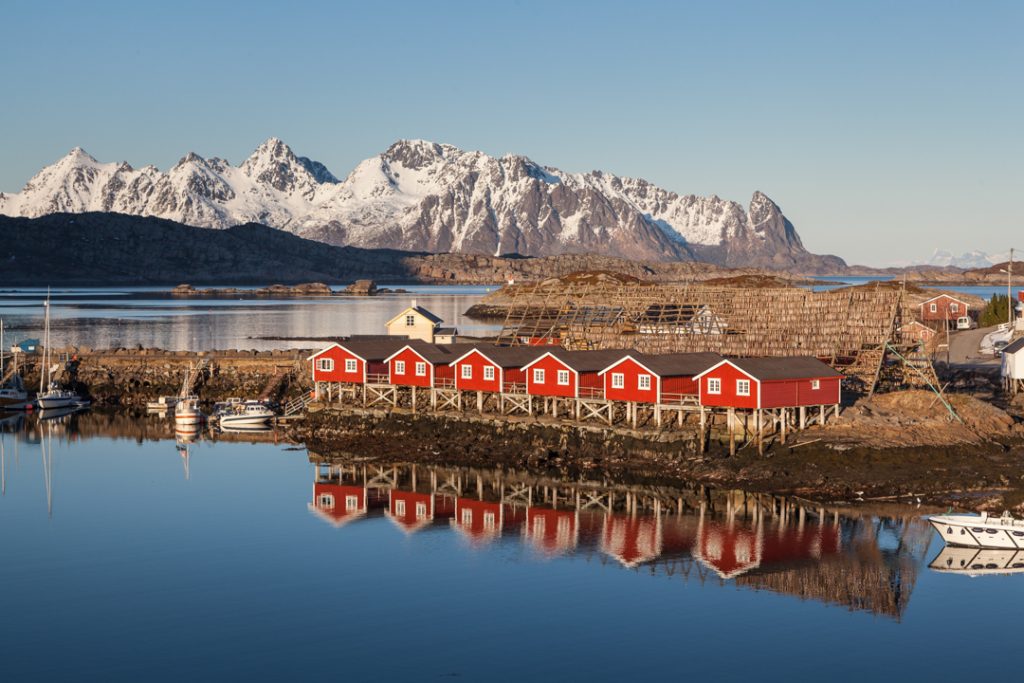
[2,0,1020,265]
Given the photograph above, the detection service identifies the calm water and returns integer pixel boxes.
[0,285,498,351]
[1,412,1021,681]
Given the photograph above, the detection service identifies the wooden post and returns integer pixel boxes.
[757,408,763,456]
[699,407,706,453]
[728,408,736,456]
[820,404,826,426]
[780,408,787,444]
[411,386,417,413]
[833,403,840,423]
[477,391,483,413]
[799,405,806,430]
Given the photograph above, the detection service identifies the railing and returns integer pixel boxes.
[659,393,699,406]
[366,373,390,384]
[502,382,528,394]
[434,378,456,389]
[283,392,314,416]
[578,386,606,400]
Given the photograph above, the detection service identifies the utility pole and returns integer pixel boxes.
[1008,247,1014,328]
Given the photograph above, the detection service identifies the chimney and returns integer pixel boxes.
[411,298,417,308]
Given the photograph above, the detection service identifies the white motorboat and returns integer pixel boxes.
[928,511,1024,549]
[930,546,1024,576]
[36,385,82,410]
[146,395,179,411]
[217,400,274,427]
[174,396,204,425]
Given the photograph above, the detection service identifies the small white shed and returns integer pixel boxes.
[1001,337,1024,393]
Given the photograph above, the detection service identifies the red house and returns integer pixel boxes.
[448,346,544,393]
[383,341,470,388]
[599,352,722,405]
[919,294,970,323]
[307,483,368,528]
[521,349,627,399]
[308,339,409,388]
[693,518,762,579]
[386,489,455,534]
[694,357,842,410]
[450,498,527,545]
[600,514,663,567]
[523,507,579,555]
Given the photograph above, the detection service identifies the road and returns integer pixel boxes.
[943,325,1002,368]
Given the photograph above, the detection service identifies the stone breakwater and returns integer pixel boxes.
[19,347,314,406]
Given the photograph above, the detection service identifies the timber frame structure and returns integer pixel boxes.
[495,280,942,396]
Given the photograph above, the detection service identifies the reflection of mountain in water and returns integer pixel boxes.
[308,460,932,620]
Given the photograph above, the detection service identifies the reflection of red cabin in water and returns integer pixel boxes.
[386,490,456,534]
[523,508,579,555]
[308,483,368,527]
[659,515,698,557]
[694,519,842,579]
[450,498,526,544]
[600,515,663,567]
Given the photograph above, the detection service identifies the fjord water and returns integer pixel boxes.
[1,414,1021,681]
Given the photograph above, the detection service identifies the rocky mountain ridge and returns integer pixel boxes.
[0,138,845,271]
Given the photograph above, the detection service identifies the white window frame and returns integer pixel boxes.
[557,370,570,386]
[395,360,406,374]
[736,379,751,396]
[483,366,495,381]
[929,303,937,313]
[950,303,959,313]
[811,379,820,390]
[461,364,473,379]
[707,377,721,394]
[316,358,334,372]
[318,494,334,508]
[611,372,625,389]
[415,502,427,518]
[344,358,357,373]
[483,511,496,529]
[405,314,416,327]
[533,368,545,384]
[395,500,406,516]
[461,508,473,524]
[345,495,359,511]
[638,374,651,390]
[415,362,427,377]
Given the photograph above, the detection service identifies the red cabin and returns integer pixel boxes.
[600,514,663,567]
[919,294,970,324]
[521,349,626,399]
[383,341,467,388]
[308,339,409,388]
[599,352,721,405]
[450,498,527,545]
[523,508,579,555]
[695,357,842,410]
[307,483,367,528]
[386,489,455,534]
[448,346,544,393]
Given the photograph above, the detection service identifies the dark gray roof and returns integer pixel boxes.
[461,345,547,368]
[435,327,458,336]
[727,356,843,381]
[411,306,443,324]
[1002,337,1024,355]
[337,338,411,362]
[538,349,637,373]
[634,352,724,376]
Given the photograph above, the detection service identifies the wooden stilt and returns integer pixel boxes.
[757,408,763,456]
[728,408,736,456]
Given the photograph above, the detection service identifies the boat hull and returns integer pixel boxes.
[36,395,79,410]
[929,515,1024,549]
[0,396,30,410]
[219,414,273,427]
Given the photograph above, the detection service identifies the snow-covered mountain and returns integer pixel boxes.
[0,138,844,269]
[925,249,1009,269]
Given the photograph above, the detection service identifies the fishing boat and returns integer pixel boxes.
[930,546,1024,576]
[0,320,30,410]
[217,400,275,428]
[174,395,203,425]
[35,291,85,410]
[928,511,1024,549]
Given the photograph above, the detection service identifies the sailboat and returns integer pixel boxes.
[174,362,204,425]
[0,320,30,410]
[35,291,85,411]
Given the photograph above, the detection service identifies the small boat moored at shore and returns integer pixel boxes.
[174,396,204,425]
[146,396,179,411]
[929,511,1024,549]
[216,400,275,428]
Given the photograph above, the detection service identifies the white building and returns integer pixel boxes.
[384,300,457,344]
[1001,337,1024,394]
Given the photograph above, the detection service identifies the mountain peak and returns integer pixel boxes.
[62,147,99,165]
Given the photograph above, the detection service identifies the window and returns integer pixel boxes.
[708,378,721,394]
[395,500,406,516]
[483,512,496,529]
[638,374,651,390]
[483,366,495,381]
[811,379,820,390]
[557,370,570,386]
[611,372,625,389]
[533,368,546,384]
[461,509,473,524]
[950,303,959,313]
[415,502,427,518]
[344,358,357,373]
[395,360,406,374]
[317,494,334,508]
[929,303,937,313]
[405,314,416,327]
[736,379,751,396]
[316,358,334,372]
[345,495,359,511]
[415,362,427,376]
[461,364,473,379]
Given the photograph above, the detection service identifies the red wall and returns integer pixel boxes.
[920,295,969,322]
[388,348,434,388]
[452,350,502,392]
[699,363,759,410]
[661,376,699,402]
[760,377,841,408]
[602,357,660,404]
[526,355,577,398]
[310,346,365,384]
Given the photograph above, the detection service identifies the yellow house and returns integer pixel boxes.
[385,301,454,343]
